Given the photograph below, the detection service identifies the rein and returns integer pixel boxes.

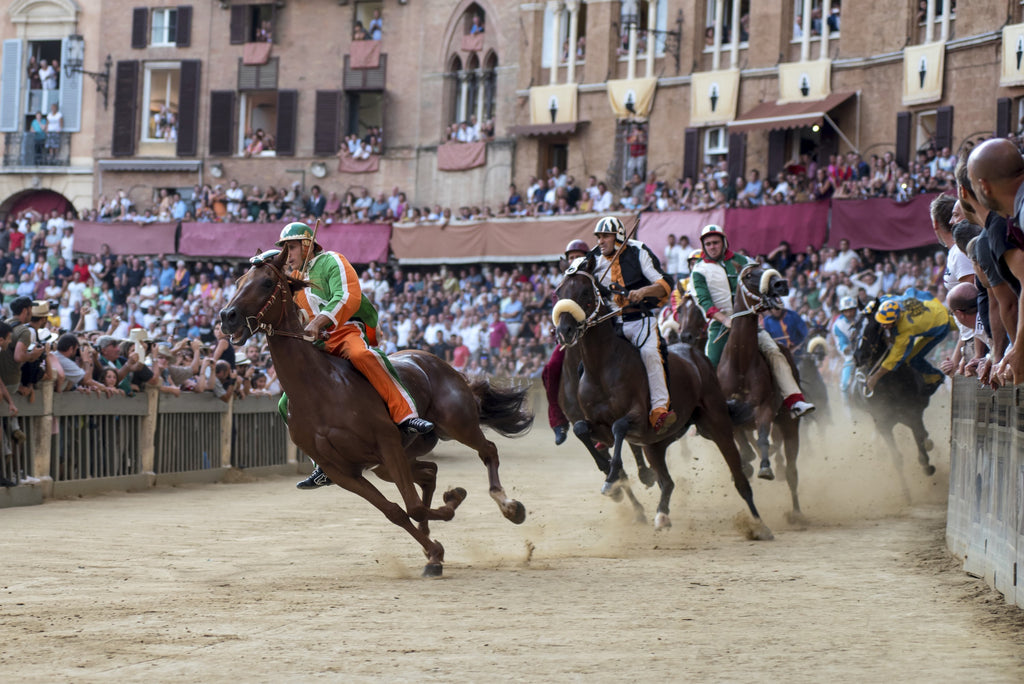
[242,262,314,342]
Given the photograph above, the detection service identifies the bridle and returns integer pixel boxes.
[238,260,312,341]
[732,264,781,319]
[553,265,622,347]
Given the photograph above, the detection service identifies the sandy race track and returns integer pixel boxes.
[3,392,1024,682]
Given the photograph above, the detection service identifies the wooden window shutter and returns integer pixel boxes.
[208,91,235,156]
[727,132,746,183]
[176,60,201,157]
[111,61,139,157]
[996,98,1013,139]
[176,6,193,48]
[59,36,84,132]
[767,130,787,182]
[230,5,247,45]
[895,111,912,170]
[131,8,149,49]
[682,128,700,182]
[314,90,342,156]
[935,105,954,151]
[275,90,298,156]
[0,40,24,133]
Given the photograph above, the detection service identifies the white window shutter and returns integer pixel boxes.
[0,39,24,132]
[60,36,83,132]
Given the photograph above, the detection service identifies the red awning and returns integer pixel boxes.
[727,91,857,133]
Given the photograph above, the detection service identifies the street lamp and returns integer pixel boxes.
[63,35,113,110]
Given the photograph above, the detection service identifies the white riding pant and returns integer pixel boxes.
[623,316,669,412]
[756,329,802,400]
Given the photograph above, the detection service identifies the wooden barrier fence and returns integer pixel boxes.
[0,382,298,507]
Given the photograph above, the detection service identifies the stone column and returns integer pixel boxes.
[566,0,579,83]
[549,0,564,85]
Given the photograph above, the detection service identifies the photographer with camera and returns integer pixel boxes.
[94,334,153,396]
[198,358,245,403]
[51,333,111,395]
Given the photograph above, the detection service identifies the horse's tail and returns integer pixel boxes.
[469,378,535,437]
[726,399,754,426]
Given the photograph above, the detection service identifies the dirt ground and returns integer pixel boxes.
[3,391,1024,682]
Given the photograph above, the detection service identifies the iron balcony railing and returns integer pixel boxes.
[3,131,71,168]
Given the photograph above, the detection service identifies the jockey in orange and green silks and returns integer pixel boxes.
[274,222,430,435]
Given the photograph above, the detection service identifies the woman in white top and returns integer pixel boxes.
[45,103,62,159]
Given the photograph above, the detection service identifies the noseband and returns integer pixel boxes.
[239,262,310,341]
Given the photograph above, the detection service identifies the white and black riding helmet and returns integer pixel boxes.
[700,224,728,251]
[593,216,626,244]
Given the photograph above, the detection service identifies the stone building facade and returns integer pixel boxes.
[1,0,1023,221]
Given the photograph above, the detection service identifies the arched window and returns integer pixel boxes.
[483,51,498,124]
[464,53,480,126]
[444,54,463,139]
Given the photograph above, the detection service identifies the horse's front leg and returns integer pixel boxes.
[601,417,631,496]
[644,443,675,530]
[631,443,657,488]
[908,412,937,477]
[572,420,611,474]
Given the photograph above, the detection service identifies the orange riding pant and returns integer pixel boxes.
[322,321,418,425]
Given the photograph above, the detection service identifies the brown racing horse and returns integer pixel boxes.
[658,288,708,349]
[552,253,772,539]
[718,263,803,521]
[219,249,530,577]
[559,342,656,522]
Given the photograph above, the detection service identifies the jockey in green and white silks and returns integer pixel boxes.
[690,224,815,419]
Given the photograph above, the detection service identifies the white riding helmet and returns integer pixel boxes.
[700,224,728,250]
[594,216,626,244]
[838,296,857,311]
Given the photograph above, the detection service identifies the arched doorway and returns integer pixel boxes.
[0,189,76,223]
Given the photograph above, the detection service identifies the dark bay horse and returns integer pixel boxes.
[559,343,656,522]
[717,264,803,521]
[219,250,530,577]
[852,302,940,482]
[658,288,707,348]
[552,254,772,539]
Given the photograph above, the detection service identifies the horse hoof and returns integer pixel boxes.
[601,480,621,498]
[503,500,527,525]
[923,438,935,452]
[742,463,754,479]
[422,563,443,578]
[638,468,657,488]
[443,487,468,507]
[754,523,775,541]
[922,464,936,477]
[785,510,808,527]
[654,512,672,530]
[758,467,775,481]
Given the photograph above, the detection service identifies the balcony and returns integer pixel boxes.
[3,132,71,168]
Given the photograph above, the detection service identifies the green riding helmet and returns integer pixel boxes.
[276,221,318,247]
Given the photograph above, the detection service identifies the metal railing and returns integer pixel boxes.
[3,131,71,167]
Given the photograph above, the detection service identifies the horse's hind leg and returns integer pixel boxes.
[437,418,526,525]
[779,419,804,525]
[877,420,913,504]
[696,402,773,540]
[644,444,675,530]
[631,443,657,488]
[323,466,447,576]
[908,414,936,476]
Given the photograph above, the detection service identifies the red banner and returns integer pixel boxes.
[72,221,178,256]
[639,208,726,261]
[830,193,941,250]
[242,42,272,66]
[437,142,486,171]
[179,222,391,264]
[391,216,599,264]
[350,40,381,68]
[337,154,380,174]
[724,200,830,255]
